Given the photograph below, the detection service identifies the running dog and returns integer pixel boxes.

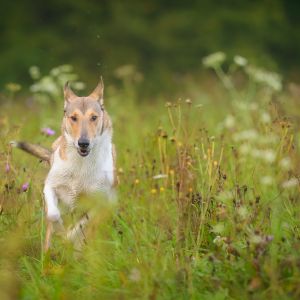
[12,80,117,250]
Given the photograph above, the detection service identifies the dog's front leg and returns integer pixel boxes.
[44,183,61,222]
[43,183,64,250]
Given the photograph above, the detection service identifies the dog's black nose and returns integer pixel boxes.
[78,138,90,148]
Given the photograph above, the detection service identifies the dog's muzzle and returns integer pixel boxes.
[78,138,90,157]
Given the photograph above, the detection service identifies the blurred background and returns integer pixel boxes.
[1,0,300,96]
[1,2,300,299]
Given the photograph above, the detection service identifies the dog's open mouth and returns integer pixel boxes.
[78,148,90,157]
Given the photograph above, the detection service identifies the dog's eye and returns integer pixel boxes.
[70,116,77,122]
[91,116,98,121]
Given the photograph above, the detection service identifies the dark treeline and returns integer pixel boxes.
[1,0,299,93]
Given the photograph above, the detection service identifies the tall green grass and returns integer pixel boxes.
[0,57,299,299]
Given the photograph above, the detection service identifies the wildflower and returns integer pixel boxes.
[251,149,276,163]
[30,76,59,95]
[233,129,258,142]
[245,66,282,92]
[29,66,41,80]
[165,102,172,108]
[151,188,157,195]
[224,114,235,129]
[72,82,86,90]
[234,55,248,67]
[188,187,193,193]
[211,223,225,234]
[5,83,22,93]
[249,234,263,245]
[5,162,10,173]
[202,52,226,68]
[22,182,29,192]
[237,206,248,219]
[213,161,218,167]
[262,149,276,163]
[134,179,140,185]
[213,235,227,247]
[261,112,271,124]
[160,187,165,192]
[58,64,73,73]
[41,127,56,136]
[239,144,251,155]
[185,99,192,105]
[279,157,291,170]
[169,169,174,175]
[128,268,141,282]
[260,176,274,186]
[153,174,168,180]
[282,178,298,189]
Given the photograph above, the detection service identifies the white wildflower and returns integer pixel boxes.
[262,149,276,163]
[72,82,86,90]
[261,112,271,123]
[224,115,235,129]
[58,64,73,73]
[246,66,282,92]
[252,149,276,163]
[153,174,168,180]
[234,55,248,67]
[29,66,41,80]
[233,129,258,142]
[50,67,60,77]
[279,157,292,170]
[282,178,298,189]
[260,176,274,186]
[202,52,226,68]
[213,235,227,246]
[239,143,251,155]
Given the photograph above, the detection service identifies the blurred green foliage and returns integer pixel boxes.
[1,0,300,94]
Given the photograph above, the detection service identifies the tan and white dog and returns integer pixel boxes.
[12,80,117,250]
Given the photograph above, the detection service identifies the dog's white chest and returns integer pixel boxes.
[46,133,114,206]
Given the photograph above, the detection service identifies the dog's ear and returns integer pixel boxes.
[64,81,77,103]
[88,77,104,105]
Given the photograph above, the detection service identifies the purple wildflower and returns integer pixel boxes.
[41,127,55,136]
[21,182,29,192]
[5,162,10,173]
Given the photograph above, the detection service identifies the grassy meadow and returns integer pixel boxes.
[0,56,300,299]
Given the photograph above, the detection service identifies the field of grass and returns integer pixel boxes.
[0,57,299,299]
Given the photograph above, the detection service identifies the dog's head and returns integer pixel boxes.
[63,79,105,157]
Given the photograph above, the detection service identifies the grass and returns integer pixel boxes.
[0,60,299,299]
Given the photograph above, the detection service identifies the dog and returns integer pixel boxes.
[11,79,117,250]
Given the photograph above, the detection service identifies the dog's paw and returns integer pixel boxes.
[47,207,61,222]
